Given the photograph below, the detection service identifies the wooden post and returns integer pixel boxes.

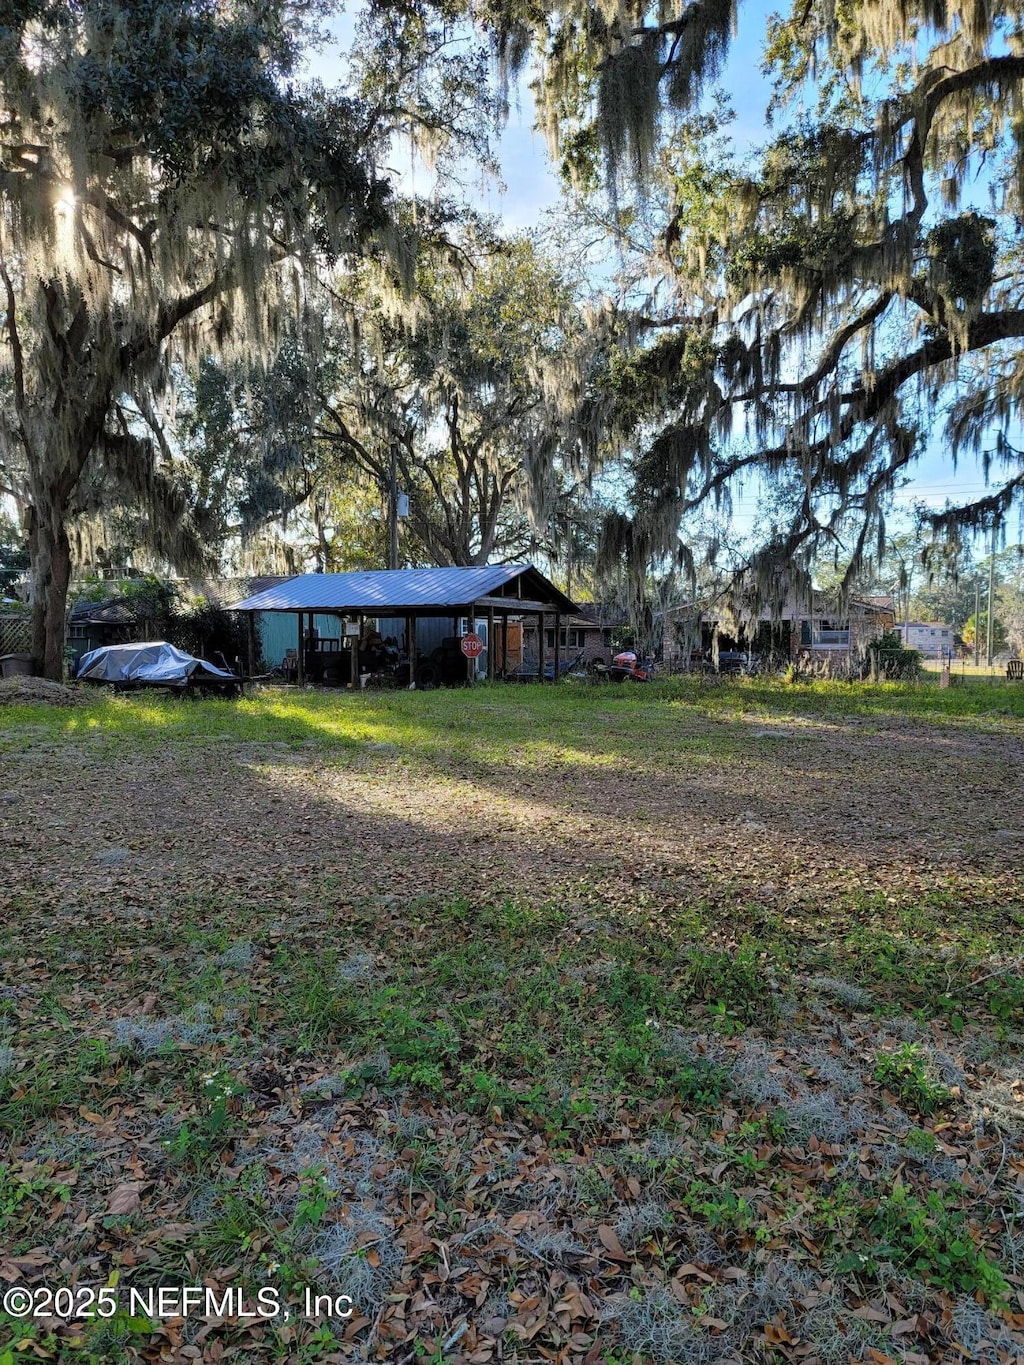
[296,611,305,687]
[246,612,256,678]
[487,605,495,681]
[466,606,475,684]
[502,613,509,678]
[554,611,561,681]
[537,611,545,683]
[407,614,417,687]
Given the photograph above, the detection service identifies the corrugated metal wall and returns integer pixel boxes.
[258,612,344,667]
[257,611,504,679]
[381,616,491,678]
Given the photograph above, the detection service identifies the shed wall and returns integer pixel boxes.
[258,612,344,668]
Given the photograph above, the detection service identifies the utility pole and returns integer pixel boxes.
[565,510,573,604]
[987,529,996,667]
[388,444,399,571]
[974,577,981,668]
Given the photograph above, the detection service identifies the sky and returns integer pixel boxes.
[305,6,1008,552]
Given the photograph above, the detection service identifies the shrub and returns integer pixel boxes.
[864,629,923,680]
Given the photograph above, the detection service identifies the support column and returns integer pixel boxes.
[296,612,305,686]
[407,614,417,688]
[502,613,509,678]
[537,611,545,683]
[487,605,495,681]
[554,612,561,681]
[246,612,256,678]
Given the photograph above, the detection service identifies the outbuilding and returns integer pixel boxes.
[229,564,578,687]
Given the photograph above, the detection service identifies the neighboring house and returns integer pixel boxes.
[66,598,140,666]
[794,593,897,667]
[895,620,956,657]
[521,602,629,668]
[664,593,897,675]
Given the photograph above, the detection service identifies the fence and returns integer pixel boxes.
[858,650,1019,685]
[658,648,1021,685]
[0,613,32,657]
[923,655,1021,685]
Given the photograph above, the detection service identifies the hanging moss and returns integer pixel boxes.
[597,31,663,190]
[925,212,997,311]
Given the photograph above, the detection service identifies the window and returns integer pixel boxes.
[801,619,849,647]
[545,628,577,649]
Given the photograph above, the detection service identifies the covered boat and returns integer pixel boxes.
[76,642,239,693]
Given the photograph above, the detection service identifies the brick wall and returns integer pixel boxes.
[522,624,613,666]
[790,609,894,676]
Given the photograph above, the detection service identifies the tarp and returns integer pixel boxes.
[76,642,237,686]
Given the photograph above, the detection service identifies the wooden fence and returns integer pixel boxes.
[0,614,32,656]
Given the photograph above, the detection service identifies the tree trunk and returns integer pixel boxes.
[29,501,72,680]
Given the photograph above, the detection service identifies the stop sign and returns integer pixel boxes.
[460,632,484,659]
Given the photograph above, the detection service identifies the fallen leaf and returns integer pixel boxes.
[596,1225,630,1261]
[105,1184,144,1216]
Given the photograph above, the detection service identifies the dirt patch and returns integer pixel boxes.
[0,676,88,707]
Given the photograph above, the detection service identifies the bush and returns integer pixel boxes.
[0,520,29,596]
[166,598,247,669]
[865,629,922,680]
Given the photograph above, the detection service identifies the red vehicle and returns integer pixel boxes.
[593,651,650,682]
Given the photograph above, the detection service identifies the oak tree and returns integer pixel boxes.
[456,0,1024,607]
[0,0,388,675]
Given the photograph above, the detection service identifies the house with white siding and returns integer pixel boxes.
[895,621,956,657]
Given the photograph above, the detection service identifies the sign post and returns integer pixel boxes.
[461,630,484,684]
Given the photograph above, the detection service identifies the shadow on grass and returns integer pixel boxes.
[1,679,1022,970]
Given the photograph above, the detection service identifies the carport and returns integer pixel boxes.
[229,564,578,686]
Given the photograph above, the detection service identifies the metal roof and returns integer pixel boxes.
[229,565,576,615]
[68,599,138,625]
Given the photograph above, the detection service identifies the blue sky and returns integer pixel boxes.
[307,6,1003,549]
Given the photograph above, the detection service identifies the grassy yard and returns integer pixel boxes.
[1,677,1023,1364]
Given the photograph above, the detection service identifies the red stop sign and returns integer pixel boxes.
[460,632,484,658]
